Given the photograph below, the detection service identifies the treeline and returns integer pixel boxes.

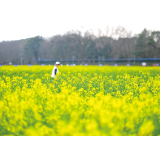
[0,26,160,65]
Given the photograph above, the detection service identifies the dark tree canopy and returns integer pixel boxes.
[24,36,43,59]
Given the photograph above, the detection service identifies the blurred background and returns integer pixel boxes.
[0,24,160,66]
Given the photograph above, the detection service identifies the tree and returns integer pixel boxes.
[147,31,160,57]
[132,29,151,58]
[85,40,98,59]
[100,44,112,59]
[24,36,43,59]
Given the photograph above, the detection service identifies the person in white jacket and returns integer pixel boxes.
[51,61,60,78]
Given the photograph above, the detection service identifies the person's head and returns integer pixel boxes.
[55,61,60,67]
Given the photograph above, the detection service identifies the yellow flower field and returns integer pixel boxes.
[0,65,160,136]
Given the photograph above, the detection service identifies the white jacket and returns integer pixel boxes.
[51,66,58,78]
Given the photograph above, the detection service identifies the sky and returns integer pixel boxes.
[0,24,160,42]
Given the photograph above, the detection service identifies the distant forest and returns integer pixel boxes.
[0,26,160,65]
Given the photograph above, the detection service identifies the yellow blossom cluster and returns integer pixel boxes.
[0,65,160,136]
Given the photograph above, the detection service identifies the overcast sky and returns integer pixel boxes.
[0,24,160,42]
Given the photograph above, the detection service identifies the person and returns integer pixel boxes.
[51,61,60,78]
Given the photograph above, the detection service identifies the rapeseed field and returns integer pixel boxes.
[0,65,160,136]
